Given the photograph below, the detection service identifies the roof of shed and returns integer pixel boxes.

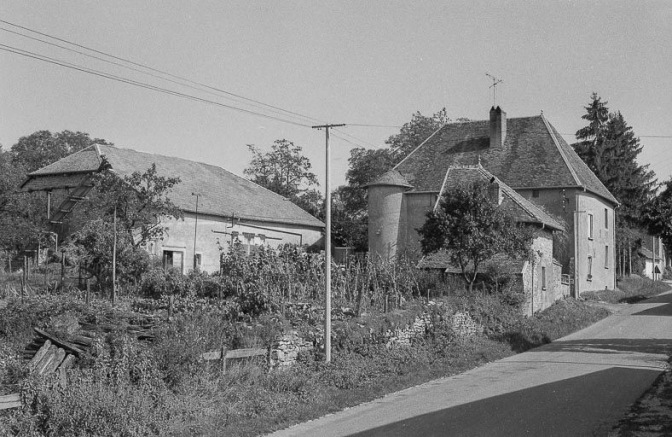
[22,145,324,228]
[379,113,617,205]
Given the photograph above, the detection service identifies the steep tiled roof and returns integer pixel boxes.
[439,166,565,231]
[391,113,618,205]
[22,145,324,228]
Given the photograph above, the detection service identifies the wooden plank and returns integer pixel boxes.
[59,353,76,370]
[41,348,66,375]
[34,328,84,357]
[201,351,222,361]
[34,345,57,375]
[0,393,20,410]
[27,340,52,371]
[225,348,266,359]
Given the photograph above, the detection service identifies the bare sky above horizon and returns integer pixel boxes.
[1,1,671,189]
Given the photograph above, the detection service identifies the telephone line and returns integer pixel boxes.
[0,44,313,128]
[0,26,318,126]
[0,18,325,126]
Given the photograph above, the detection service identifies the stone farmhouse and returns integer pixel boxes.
[20,144,324,273]
[415,165,567,314]
[367,107,619,296]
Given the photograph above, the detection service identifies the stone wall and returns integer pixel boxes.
[270,310,483,368]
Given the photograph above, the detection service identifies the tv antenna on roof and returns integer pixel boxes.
[486,73,504,106]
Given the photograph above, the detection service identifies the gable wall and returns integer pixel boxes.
[574,192,616,293]
[521,229,559,315]
[517,187,615,293]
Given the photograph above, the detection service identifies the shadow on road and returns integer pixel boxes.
[629,292,672,316]
[533,338,672,357]
[347,367,660,437]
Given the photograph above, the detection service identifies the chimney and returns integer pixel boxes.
[489,106,507,148]
[487,178,503,205]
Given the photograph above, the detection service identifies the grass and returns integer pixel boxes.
[582,275,671,304]
[0,287,611,437]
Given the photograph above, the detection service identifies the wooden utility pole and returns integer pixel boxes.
[653,235,656,281]
[192,193,200,270]
[112,204,117,303]
[312,123,345,363]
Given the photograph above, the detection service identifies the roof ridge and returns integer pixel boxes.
[393,123,448,171]
[540,114,582,187]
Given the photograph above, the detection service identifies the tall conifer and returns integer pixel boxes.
[573,93,655,227]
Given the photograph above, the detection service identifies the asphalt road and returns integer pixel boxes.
[267,291,672,437]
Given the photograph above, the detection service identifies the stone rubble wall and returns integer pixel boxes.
[271,310,482,368]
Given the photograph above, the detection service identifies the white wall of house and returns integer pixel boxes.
[150,212,322,274]
[574,192,616,293]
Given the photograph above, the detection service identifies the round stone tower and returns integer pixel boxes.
[366,170,413,261]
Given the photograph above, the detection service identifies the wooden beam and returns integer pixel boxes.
[34,328,84,357]
[0,393,20,410]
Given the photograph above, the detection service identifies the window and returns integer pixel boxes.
[163,250,184,273]
[604,208,609,229]
[532,190,539,198]
[588,213,594,239]
[587,256,593,280]
[541,266,547,290]
[605,246,609,268]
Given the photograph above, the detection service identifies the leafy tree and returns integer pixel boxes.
[573,94,656,227]
[11,130,112,173]
[418,181,533,292]
[0,146,47,252]
[244,139,322,218]
[334,108,458,251]
[386,107,452,158]
[67,160,183,288]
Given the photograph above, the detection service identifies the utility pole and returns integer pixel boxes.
[112,204,117,304]
[192,192,200,270]
[312,123,345,363]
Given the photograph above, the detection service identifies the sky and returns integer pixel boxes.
[1,1,671,190]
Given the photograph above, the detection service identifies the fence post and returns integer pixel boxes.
[384,294,389,313]
[85,278,90,305]
[168,295,174,320]
[60,253,66,292]
[220,345,227,374]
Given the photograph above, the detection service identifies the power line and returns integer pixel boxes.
[0,43,313,128]
[0,18,326,126]
[2,19,671,142]
[0,26,318,126]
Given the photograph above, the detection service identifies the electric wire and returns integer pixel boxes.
[0,18,326,126]
[2,19,671,142]
[0,26,320,126]
[0,43,313,128]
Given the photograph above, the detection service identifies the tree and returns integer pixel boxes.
[644,177,672,255]
[334,109,458,250]
[68,160,183,288]
[11,130,112,173]
[573,94,656,227]
[417,181,532,292]
[0,146,48,252]
[385,108,452,159]
[244,139,322,218]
